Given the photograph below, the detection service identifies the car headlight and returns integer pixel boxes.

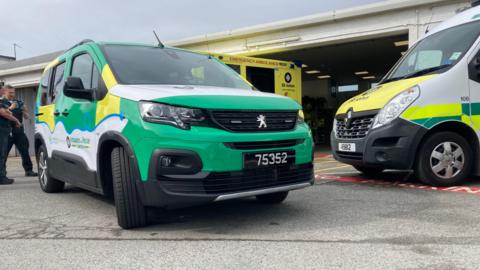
[372,86,420,129]
[138,101,206,130]
[297,109,305,124]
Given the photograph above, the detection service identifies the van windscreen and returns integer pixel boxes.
[384,20,480,83]
[101,45,252,90]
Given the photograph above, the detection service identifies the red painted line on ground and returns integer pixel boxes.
[314,153,332,159]
[315,174,480,196]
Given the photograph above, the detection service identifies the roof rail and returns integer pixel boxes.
[66,39,94,52]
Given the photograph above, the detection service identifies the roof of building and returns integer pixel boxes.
[168,0,464,47]
[0,50,62,71]
[0,55,15,61]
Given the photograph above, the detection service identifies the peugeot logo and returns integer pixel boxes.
[257,114,267,128]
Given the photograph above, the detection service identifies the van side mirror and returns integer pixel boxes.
[63,76,94,101]
[474,57,480,74]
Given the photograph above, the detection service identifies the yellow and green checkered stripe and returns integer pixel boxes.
[401,103,477,129]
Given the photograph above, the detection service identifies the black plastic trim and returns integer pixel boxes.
[148,149,203,178]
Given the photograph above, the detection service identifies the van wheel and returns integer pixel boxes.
[36,144,65,193]
[353,165,384,176]
[416,132,472,186]
[256,191,289,204]
[111,147,147,229]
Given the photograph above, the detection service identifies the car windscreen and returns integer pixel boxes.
[384,20,480,83]
[102,45,252,90]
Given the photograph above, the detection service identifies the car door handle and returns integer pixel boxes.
[53,111,60,116]
[62,111,69,116]
[35,113,44,117]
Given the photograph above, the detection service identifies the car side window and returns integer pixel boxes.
[42,62,65,105]
[39,70,51,106]
[71,53,100,89]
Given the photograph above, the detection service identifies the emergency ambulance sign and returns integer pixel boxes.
[276,70,301,104]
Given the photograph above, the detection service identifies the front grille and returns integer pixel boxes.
[210,110,297,132]
[336,115,374,139]
[336,151,363,160]
[224,139,304,150]
[160,163,313,195]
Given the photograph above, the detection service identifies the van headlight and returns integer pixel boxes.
[372,86,420,129]
[139,101,206,130]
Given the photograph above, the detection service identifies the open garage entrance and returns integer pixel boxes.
[259,33,409,145]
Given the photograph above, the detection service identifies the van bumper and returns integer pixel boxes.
[330,118,427,170]
[138,162,314,208]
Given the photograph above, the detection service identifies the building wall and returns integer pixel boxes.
[170,0,470,56]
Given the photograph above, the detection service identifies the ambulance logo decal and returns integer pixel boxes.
[284,72,292,83]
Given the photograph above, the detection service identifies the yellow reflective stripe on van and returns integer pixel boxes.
[95,64,121,125]
[401,103,475,129]
[402,104,462,120]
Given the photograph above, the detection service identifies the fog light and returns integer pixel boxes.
[159,156,172,167]
[154,150,203,176]
[375,152,389,162]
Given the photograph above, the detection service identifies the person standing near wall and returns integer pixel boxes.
[0,86,22,184]
[3,85,38,177]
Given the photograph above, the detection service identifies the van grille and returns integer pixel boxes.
[336,115,374,139]
[224,139,303,150]
[210,110,297,132]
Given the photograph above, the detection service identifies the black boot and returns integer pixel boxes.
[0,177,14,185]
[25,171,38,177]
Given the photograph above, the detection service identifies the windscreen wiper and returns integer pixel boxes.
[401,64,451,80]
[380,76,403,84]
[380,64,451,85]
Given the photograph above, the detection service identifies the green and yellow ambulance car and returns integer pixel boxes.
[35,41,313,229]
[331,5,480,186]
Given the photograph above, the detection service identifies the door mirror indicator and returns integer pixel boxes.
[63,76,95,101]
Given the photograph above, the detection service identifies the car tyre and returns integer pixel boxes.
[111,147,147,229]
[256,191,289,204]
[37,144,65,193]
[415,131,472,186]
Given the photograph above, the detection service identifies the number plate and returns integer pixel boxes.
[244,150,295,169]
[338,143,356,152]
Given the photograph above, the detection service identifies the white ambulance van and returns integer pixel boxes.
[331,6,480,186]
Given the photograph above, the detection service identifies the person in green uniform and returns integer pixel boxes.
[3,85,38,177]
[0,86,22,184]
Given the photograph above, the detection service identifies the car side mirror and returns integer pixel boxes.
[63,76,94,101]
[474,56,480,74]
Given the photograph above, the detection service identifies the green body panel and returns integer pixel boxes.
[119,99,312,181]
[412,116,463,128]
[156,95,302,110]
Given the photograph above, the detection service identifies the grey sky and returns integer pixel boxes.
[0,0,383,59]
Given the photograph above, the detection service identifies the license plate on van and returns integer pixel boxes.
[339,143,356,152]
[244,150,295,168]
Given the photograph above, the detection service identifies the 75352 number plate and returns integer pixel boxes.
[244,150,295,169]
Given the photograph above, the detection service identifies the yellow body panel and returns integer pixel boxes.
[37,104,55,131]
[95,64,120,125]
[336,75,436,115]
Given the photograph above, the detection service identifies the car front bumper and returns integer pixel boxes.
[330,118,427,169]
[132,124,314,208]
